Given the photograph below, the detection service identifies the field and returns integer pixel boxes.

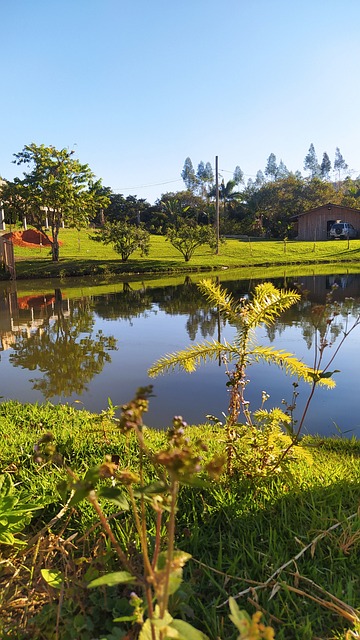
[5,227,360,279]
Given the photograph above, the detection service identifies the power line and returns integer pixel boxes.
[112,178,183,192]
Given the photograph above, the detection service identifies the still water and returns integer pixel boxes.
[1,271,360,437]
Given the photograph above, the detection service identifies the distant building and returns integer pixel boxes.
[292,203,360,241]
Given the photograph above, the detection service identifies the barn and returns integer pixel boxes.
[293,203,360,241]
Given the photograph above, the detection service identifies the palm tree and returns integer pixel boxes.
[209,179,242,223]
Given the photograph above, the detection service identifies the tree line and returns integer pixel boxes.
[1,142,360,264]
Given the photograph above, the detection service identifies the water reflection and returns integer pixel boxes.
[91,277,222,340]
[1,271,360,437]
[1,287,117,398]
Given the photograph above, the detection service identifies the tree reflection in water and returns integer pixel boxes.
[92,277,222,341]
[9,289,117,399]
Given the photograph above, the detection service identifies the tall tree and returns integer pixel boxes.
[196,160,214,197]
[255,170,265,187]
[9,144,108,261]
[304,143,320,178]
[320,152,331,179]
[264,153,278,181]
[277,160,289,179]
[233,165,244,185]
[334,147,349,181]
[204,162,214,184]
[181,157,197,192]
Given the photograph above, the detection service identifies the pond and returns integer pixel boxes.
[1,270,360,438]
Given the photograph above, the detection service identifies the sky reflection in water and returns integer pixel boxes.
[1,273,360,437]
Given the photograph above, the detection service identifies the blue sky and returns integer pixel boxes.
[1,0,360,203]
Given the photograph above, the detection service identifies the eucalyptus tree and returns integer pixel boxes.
[196,160,214,196]
[304,143,320,178]
[334,147,349,182]
[320,152,331,180]
[254,170,265,187]
[9,143,109,261]
[233,165,244,186]
[181,157,198,192]
[277,160,289,178]
[264,153,278,180]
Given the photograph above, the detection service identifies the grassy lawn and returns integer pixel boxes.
[6,228,360,279]
[0,401,359,639]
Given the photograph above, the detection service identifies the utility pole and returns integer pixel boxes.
[215,155,219,254]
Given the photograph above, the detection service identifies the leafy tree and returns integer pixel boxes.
[104,193,151,225]
[94,219,150,262]
[242,173,341,238]
[8,144,109,261]
[181,157,197,192]
[159,191,211,226]
[0,179,27,228]
[320,152,331,179]
[334,147,349,181]
[166,219,216,262]
[264,153,278,181]
[304,143,320,178]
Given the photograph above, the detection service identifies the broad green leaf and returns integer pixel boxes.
[87,571,136,588]
[167,569,183,596]
[139,619,160,640]
[141,480,168,495]
[151,610,173,628]
[41,568,64,589]
[68,486,93,507]
[170,619,209,640]
[319,369,340,379]
[98,486,129,510]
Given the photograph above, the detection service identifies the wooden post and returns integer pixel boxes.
[215,155,219,255]
[0,204,6,231]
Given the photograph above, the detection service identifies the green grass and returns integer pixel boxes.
[6,227,360,280]
[0,401,359,639]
